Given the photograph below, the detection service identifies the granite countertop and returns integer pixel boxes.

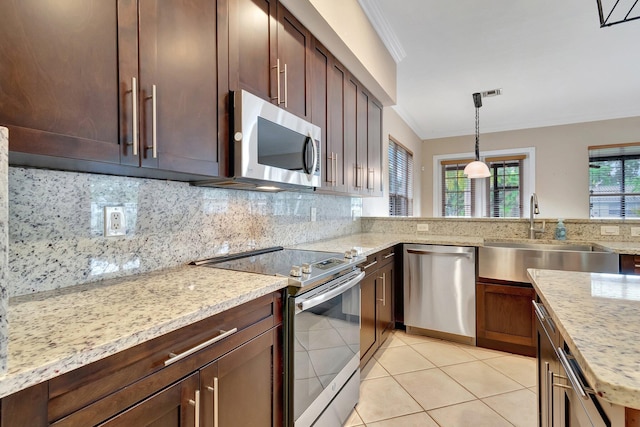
[528,268,640,410]
[0,265,288,399]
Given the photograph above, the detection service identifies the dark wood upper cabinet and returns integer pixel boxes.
[0,0,219,178]
[134,0,219,176]
[367,98,383,196]
[0,0,121,164]
[226,0,309,119]
[276,7,311,119]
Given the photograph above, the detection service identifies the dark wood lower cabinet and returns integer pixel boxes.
[0,292,283,427]
[476,280,536,357]
[99,373,199,427]
[360,246,397,367]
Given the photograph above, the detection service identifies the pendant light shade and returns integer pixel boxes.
[464,92,490,179]
[463,160,491,178]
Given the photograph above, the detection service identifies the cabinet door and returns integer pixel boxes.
[200,328,281,427]
[360,273,377,367]
[137,0,219,176]
[367,98,383,196]
[99,373,199,427]
[476,281,536,356]
[355,86,369,195]
[0,0,121,164]
[344,77,359,193]
[310,39,330,188]
[327,58,349,192]
[377,261,394,345]
[276,5,310,119]
[228,0,277,102]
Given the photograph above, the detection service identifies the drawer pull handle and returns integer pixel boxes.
[384,252,395,259]
[188,390,200,427]
[165,328,238,366]
[362,260,378,270]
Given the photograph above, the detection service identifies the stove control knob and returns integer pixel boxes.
[302,263,312,274]
[344,251,353,259]
[290,265,302,277]
[351,248,359,257]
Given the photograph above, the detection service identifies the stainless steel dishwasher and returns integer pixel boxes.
[403,244,476,344]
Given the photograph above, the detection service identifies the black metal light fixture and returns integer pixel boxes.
[463,92,491,178]
[597,0,640,27]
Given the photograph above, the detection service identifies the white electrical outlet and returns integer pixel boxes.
[104,206,126,237]
[310,207,317,222]
[600,225,619,236]
[417,223,429,232]
[632,227,640,237]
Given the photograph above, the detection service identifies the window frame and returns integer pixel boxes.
[433,148,535,217]
[589,143,640,218]
[486,155,525,218]
[388,136,414,216]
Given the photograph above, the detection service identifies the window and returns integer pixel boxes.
[589,143,640,218]
[433,148,535,217]
[388,138,413,216]
[486,155,524,218]
[441,159,475,217]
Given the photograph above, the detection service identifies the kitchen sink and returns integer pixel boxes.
[479,241,619,283]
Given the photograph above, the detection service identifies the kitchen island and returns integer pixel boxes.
[529,268,640,425]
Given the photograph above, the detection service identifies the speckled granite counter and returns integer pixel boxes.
[528,269,640,410]
[0,265,288,399]
[293,233,484,255]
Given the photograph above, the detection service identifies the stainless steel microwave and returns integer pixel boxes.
[229,90,322,190]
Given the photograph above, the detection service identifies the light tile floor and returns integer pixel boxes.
[344,330,537,427]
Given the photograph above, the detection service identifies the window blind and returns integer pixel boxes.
[388,139,413,216]
[589,143,640,218]
[441,159,475,217]
[486,156,523,218]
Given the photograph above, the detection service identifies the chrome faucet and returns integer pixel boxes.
[529,193,545,239]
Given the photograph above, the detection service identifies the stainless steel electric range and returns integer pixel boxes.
[194,247,365,427]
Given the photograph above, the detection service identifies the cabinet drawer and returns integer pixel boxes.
[49,292,283,426]
[620,254,640,274]
[378,247,396,266]
[358,253,379,277]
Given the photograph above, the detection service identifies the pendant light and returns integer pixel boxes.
[463,92,491,178]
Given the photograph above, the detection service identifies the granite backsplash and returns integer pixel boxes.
[9,167,362,297]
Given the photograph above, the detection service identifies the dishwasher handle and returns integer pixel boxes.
[406,249,473,258]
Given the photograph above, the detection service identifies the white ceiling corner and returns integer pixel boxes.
[357,0,407,63]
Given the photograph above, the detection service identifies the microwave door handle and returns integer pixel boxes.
[309,133,318,177]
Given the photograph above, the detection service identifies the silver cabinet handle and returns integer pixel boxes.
[334,153,338,186]
[362,260,378,270]
[271,59,282,104]
[384,252,395,259]
[131,77,138,156]
[546,365,553,427]
[188,390,200,427]
[532,300,545,322]
[283,63,288,108]
[378,272,386,306]
[164,328,238,365]
[368,168,374,190]
[151,84,157,158]
[557,347,590,400]
[213,377,219,427]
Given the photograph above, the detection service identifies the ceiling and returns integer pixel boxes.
[362,0,640,139]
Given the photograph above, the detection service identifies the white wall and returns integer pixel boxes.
[363,107,423,216]
[421,116,640,218]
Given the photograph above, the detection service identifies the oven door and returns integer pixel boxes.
[292,270,364,427]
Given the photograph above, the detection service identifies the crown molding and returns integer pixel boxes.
[358,0,406,63]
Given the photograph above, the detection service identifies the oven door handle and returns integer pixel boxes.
[297,271,365,312]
